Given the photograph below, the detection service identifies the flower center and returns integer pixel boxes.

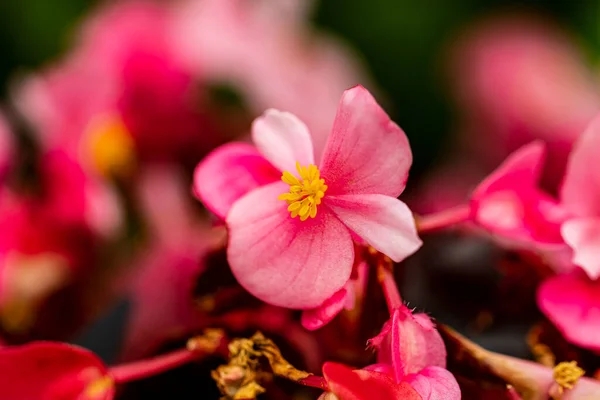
[553,361,584,394]
[278,162,327,221]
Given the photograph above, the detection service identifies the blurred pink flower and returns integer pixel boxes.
[171,0,371,144]
[538,270,600,351]
[470,141,567,247]
[559,115,600,279]
[320,362,421,400]
[0,342,113,400]
[450,15,600,188]
[367,305,460,400]
[194,86,421,309]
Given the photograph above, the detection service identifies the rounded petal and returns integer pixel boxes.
[561,218,600,279]
[538,272,600,351]
[405,366,461,400]
[561,114,600,217]
[193,142,280,220]
[326,194,422,262]
[301,287,348,330]
[319,86,412,197]
[251,109,314,173]
[0,342,113,400]
[227,182,354,309]
[384,306,447,379]
[322,362,421,400]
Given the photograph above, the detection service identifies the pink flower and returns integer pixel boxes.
[0,113,14,179]
[559,114,600,279]
[320,362,421,400]
[470,141,567,247]
[367,305,461,400]
[450,15,600,188]
[194,86,422,309]
[0,342,113,400]
[538,270,600,351]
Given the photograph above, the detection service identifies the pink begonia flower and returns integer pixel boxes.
[470,141,568,248]
[367,305,460,400]
[559,115,600,279]
[194,86,422,309]
[319,362,421,400]
[450,15,600,188]
[538,269,600,351]
[0,342,114,400]
[171,0,372,145]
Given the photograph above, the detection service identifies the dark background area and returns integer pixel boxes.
[0,0,597,178]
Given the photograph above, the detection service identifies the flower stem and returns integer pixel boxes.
[110,329,225,384]
[377,264,402,313]
[416,204,471,234]
[298,375,329,391]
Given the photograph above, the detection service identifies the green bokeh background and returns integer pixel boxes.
[0,0,598,176]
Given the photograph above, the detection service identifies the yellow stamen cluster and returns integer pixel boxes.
[278,162,327,221]
[553,361,584,395]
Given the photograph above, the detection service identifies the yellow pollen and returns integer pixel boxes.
[84,375,114,399]
[86,115,136,177]
[278,162,327,221]
[553,361,584,394]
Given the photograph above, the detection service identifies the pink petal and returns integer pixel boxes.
[301,287,348,331]
[193,142,280,220]
[0,342,113,400]
[561,218,600,279]
[226,182,354,309]
[320,86,412,197]
[538,271,600,351]
[251,109,314,173]
[384,306,447,379]
[560,114,600,217]
[322,362,421,400]
[471,141,565,245]
[405,366,461,400]
[326,194,422,262]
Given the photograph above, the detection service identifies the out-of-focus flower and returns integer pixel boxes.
[538,270,600,352]
[450,15,600,188]
[470,141,567,248]
[194,86,421,309]
[171,0,371,145]
[0,342,114,400]
[0,151,120,333]
[319,362,421,400]
[559,115,600,279]
[367,305,460,399]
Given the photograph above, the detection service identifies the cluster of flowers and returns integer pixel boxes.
[0,1,599,399]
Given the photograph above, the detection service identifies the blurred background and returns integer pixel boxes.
[0,0,597,177]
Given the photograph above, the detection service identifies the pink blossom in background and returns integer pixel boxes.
[538,270,600,352]
[171,0,372,147]
[470,141,567,248]
[450,15,600,189]
[367,305,460,400]
[559,115,600,279]
[0,342,113,400]
[194,86,422,309]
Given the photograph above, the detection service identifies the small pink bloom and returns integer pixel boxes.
[0,113,14,179]
[194,86,422,309]
[0,342,113,400]
[320,362,421,400]
[450,15,600,187]
[559,115,600,279]
[470,141,567,247]
[538,270,600,351]
[368,305,460,400]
